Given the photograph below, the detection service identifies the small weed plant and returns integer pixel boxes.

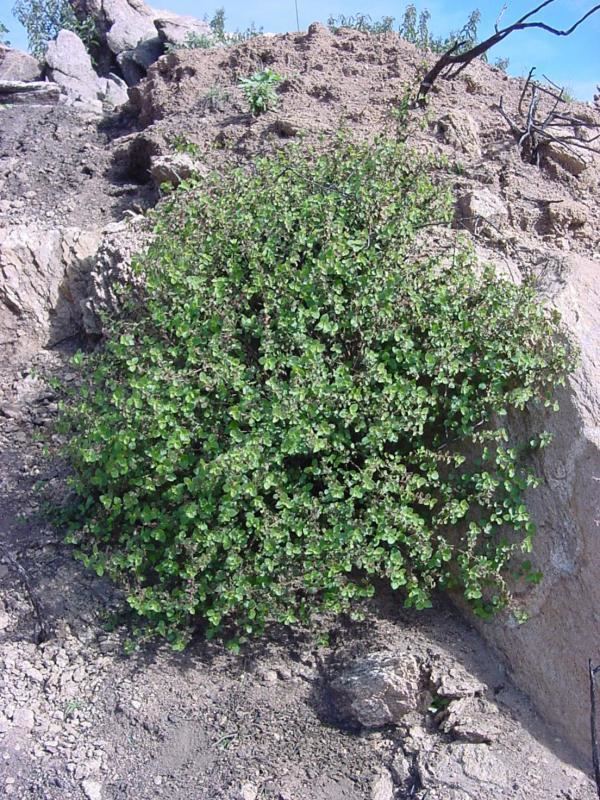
[240,69,282,115]
[59,135,574,650]
[1,21,9,45]
[170,135,201,156]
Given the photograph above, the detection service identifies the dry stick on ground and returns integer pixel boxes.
[0,542,50,643]
[589,660,600,799]
[416,1,600,107]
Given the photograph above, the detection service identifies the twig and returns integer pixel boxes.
[518,68,536,115]
[589,659,600,799]
[0,542,50,643]
[496,78,600,165]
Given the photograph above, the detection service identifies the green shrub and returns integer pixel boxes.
[327,6,484,56]
[239,68,282,115]
[59,135,574,649]
[326,13,395,35]
[0,22,9,45]
[12,0,97,58]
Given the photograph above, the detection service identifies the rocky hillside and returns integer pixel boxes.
[1,8,599,799]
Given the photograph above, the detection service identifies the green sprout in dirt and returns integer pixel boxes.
[57,133,575,651]
[239,68,282,115]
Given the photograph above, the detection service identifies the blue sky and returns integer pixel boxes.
[2,0,599,99]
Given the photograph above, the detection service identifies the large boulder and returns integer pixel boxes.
[154,14,211,47]
[0,45,40,82]
[116,36,163,86]
[478,251,600,761]
[45,30,128,111]
[72,0,156,54]
[45,29,104,112]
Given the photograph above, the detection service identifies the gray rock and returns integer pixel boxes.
[417,743,512,797]
[101,73,129,108]
[390,751,412,785]
[81,218,151,336]
[437,111,481,157]
[149,153,204,187]
[458,189,509,239]
[45,30,104,113]
[438,697,502,744]
[103,0,158,54]
[116,36,162,85]
[238,783,258,800]
[81,779,103,800]
[0,45,40,82]
[13,707,35,729]
[545,142,590,176]
[74,0,211,83]
[328,653,425,729]
[371,770,395,800]
[429,663,486,700]
[0,225,102,359]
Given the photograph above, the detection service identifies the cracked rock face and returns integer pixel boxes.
[0,225,102,358]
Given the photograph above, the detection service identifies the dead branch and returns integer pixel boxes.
[0,543,50,644]
[416,1,600,106]
[497,77,600,166]
[590,660,600,799]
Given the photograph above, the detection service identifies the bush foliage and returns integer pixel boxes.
[239,68,282,115]
[60,136,573,649]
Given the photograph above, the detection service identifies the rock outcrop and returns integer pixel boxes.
[0,80,60,105]
[71,0,210,84]
[45,30,127,112]
[154,14,211,47]
[477,250,600,760]
[0,225,102,357]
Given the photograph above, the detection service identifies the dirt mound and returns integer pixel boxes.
[127,23,599,262]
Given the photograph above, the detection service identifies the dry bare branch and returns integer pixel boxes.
[496,74,600,166]
[416,1,600,106]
